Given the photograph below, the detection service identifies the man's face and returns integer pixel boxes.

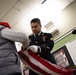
[31,22,41,35]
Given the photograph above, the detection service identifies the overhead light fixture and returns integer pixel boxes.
[41,0,47,4]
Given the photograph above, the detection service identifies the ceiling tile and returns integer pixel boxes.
[1,1,30,26]
[0,0,18,20]
[20,0,40,8]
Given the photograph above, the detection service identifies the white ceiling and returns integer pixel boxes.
[0,0,74,36]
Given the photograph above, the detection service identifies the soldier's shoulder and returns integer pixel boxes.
[43,32,52,36]
[42,32,53,38]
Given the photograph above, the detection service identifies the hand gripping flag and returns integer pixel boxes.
[18,49,74,75]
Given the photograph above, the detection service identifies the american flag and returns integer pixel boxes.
[18,49,74,75]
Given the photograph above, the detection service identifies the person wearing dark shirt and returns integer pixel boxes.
[28,18,56,75]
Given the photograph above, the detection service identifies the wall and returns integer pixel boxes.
[51,0,76,40]
[52,33,76,52]
[50,0,76,67]
[52,33,76,68]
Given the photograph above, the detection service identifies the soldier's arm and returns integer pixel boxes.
[39,34,54,54]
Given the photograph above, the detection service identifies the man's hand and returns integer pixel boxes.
[27,45,41,53]
[21,45,27,51]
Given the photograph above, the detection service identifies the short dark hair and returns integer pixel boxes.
[30,18,41,25]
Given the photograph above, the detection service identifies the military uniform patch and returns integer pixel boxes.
[50,38,54,41]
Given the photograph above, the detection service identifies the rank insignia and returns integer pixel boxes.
[46,46,50,49]
[50,38,54,41]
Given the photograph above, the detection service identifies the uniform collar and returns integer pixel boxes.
[34,31,42,37]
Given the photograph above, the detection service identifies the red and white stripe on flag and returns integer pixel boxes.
[18,49,74,75]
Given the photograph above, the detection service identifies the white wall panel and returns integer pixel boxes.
[66,38,76,65]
